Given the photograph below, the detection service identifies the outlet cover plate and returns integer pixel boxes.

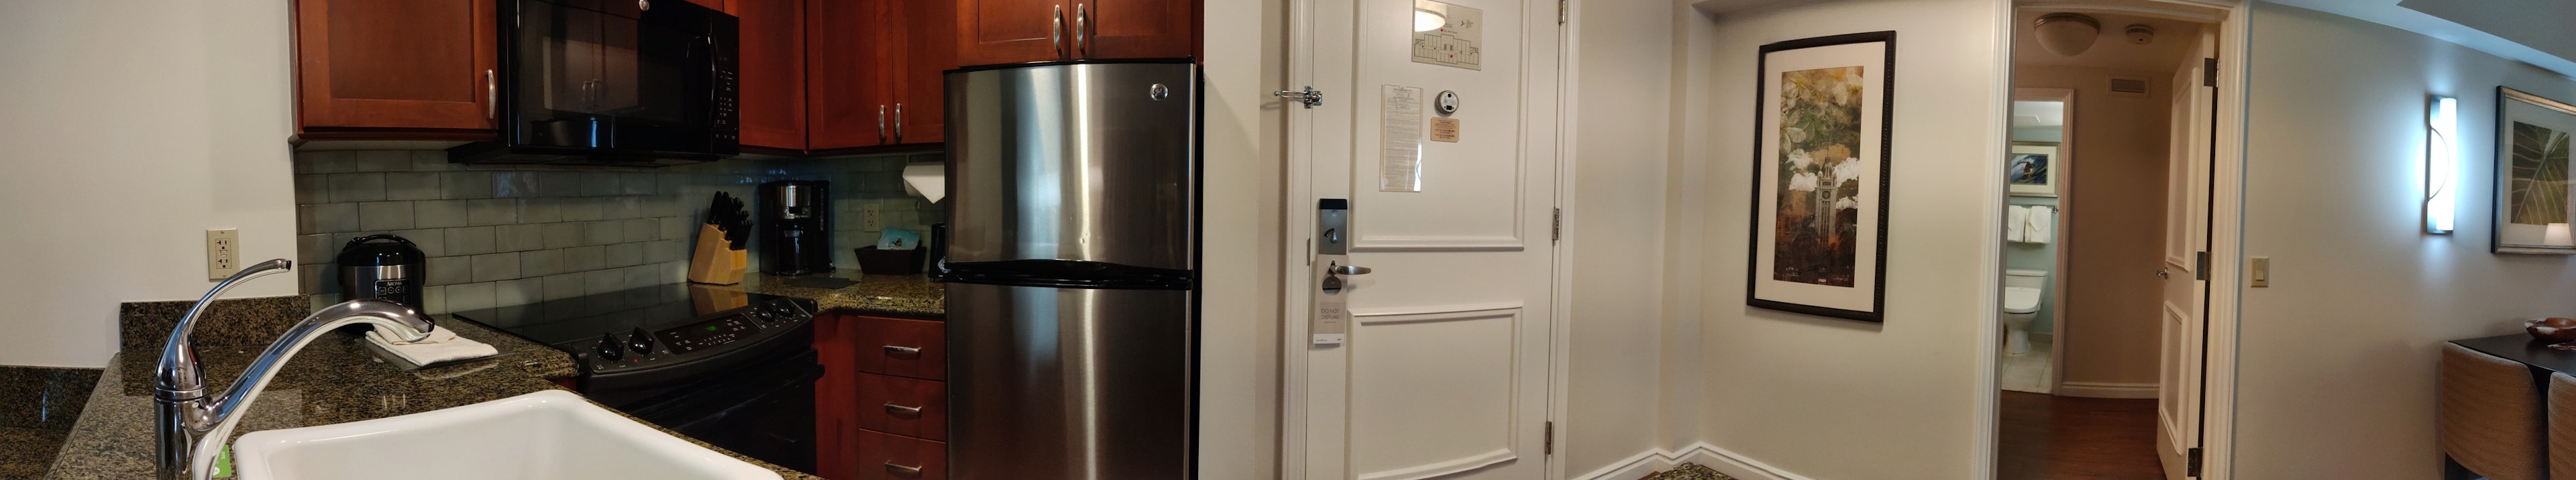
[207,229,240,280]
[861,204,883,232]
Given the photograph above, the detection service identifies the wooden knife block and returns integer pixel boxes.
[687,224,748,285]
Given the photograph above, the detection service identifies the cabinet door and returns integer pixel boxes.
[957,0,1067,66]
[735,0,807,150]
[1072,0,1195,60]
[812,312,861,480]
[293,0,496,131]
[807,0,896,150]
[892,0,957,145]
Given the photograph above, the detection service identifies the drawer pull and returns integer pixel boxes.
[885,461,925,476]
[883,403,923,416]
[883,345,922,357]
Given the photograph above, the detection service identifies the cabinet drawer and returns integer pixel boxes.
[857,430,947,480]
[857,373,947,440]
[856,316,947,379]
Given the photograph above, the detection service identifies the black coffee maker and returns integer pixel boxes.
[759,180,832,275]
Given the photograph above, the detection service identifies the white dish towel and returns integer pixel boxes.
[2025,206,2055,243]
[366,326,499,367]
[2005,205,2031,242]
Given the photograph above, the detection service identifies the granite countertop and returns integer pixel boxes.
[708,269,945,318]
[41,317,820,480]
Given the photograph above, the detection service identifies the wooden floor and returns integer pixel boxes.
[1998,390,2167,480]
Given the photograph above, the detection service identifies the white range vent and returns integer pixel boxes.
[2109,74,2150,97]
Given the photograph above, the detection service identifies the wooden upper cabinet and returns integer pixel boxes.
[957,0,1069,66]
[292,0,496,133]
[735,0,808,150]
[806,0,896,150]
[1071,0,1195,60]
[893,0,957,145]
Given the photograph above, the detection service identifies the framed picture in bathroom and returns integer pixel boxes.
[1746,31,1895,322]
[2493,86,2576,255]
[2007,143,2061,197]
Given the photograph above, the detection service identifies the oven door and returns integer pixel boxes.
[504,0,727,156]
[594,349,822,475]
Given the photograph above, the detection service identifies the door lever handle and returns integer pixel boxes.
[1330,265,1371,276]
[2156,268,2170,279]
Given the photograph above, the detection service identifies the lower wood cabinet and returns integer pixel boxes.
[818,312,948,479]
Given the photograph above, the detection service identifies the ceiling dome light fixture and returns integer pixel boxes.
[2033,13,2102,58]
[1414,8,1447,32]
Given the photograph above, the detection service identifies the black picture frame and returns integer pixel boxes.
[1745,31,1896,322]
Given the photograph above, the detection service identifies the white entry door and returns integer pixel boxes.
[1287,0,1560,477]
[2155,27,2218,480]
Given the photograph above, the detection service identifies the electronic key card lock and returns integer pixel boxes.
[1313,199,1369,345]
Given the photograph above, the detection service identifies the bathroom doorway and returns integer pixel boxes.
[1992,2,2223,479]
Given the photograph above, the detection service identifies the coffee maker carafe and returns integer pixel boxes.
[759,180,832,275]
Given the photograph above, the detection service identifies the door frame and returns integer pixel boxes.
[2007,86,2078,396]
[1273,0,1576,475]
[1978,1,2251,479]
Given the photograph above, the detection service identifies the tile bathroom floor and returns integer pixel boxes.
[2000,336,2053,394]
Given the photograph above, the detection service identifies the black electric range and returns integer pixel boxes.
[450,284,822,474]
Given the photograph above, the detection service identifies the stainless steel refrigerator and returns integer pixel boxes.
[942,60,1197,479]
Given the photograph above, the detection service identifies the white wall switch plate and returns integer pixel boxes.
[207,229,240,280]
[2249,256,2270,288]
[861,203,883,232]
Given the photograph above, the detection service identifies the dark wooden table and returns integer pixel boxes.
[2452,333,2576,378]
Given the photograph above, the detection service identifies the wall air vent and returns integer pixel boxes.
[2109,74,2150,97]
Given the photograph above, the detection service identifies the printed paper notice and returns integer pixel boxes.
[1430,117,1460,142]
[1411,0,1483,70]
[1381,85,1426,192]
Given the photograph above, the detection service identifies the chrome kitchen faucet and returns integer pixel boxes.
[153,259,436,480]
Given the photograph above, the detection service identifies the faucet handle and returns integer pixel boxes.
[156,259,294,400]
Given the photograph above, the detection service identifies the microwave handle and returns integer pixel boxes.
[485,69,496,119]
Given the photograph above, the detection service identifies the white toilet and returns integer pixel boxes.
[2001,269,2048,355]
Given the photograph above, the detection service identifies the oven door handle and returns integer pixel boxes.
[882,345,922,357]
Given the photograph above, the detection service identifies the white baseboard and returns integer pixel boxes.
[2057,381,2158,399]
[1573,442,1815,480]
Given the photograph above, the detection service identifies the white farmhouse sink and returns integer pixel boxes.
[231,389,782,480]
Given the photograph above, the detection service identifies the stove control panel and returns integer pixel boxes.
[586,296,816,373]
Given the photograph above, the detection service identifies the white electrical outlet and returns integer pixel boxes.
[862,203,883,231]
[207,229,240,280]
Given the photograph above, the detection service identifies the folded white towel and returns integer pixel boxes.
[366,326,499,367]
[2005,206,2024,241]
[2026,206,2056,244]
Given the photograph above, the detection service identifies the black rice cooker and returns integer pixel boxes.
[337,235,425,309]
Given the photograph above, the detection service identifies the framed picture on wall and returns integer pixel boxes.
[1746,31,1896,322]
[2008,142,2062,197]
[2493,86,2576,255]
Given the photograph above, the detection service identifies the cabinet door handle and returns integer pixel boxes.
[885,462,925,476]
[485,69,497,119]
[893,103,904,143]
[883,345,922,357]
[1052,5,1065,56]
[877,105,888,144]
[883,403,924,416]
[1075,3,1089,57]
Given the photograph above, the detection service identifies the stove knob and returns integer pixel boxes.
[627,328,655,354]
[751,308,777,322]
[593,334,625,361]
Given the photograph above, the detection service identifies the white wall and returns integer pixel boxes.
[1565,0,1684,474]
[0,1,300,367]
[1201,0,1285,475]
[1680,0,2006,478]
[2233,4,2576,478]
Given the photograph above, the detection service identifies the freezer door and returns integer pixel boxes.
[947,282,1192,479]
[945,61,1198,269]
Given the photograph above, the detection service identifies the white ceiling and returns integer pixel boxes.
[2270,0,2576,78]
[2012,101,2065,127]
[2011,9,2206,73]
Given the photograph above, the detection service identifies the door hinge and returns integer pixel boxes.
[1557,0,1567,25]
[2202,58,2217,87]
[2194,251,2210,280]
[2186,447,2204,477]
[1544,421,1554,455]
[1551,208,1562,243]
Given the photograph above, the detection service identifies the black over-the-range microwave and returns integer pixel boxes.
[450,0,739,166]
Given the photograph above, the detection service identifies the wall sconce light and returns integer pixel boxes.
[2426,95,2458,234]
